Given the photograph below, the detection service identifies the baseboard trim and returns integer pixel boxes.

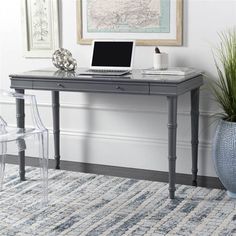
[6,155,224,190]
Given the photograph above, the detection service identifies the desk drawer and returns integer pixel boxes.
[32,80,149,94]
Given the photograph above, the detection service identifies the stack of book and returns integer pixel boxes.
[142,67,198,76]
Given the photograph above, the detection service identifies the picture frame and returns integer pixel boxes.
[77,0,183,46]
[21,0,60,58]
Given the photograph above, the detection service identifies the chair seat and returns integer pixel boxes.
[0,126,41,143]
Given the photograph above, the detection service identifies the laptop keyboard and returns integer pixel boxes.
[88,69,126,73]
[78,69,131,76]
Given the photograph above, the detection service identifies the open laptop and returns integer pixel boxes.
[79,40,135,76]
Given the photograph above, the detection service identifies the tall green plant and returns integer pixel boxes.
[212,29,236,122]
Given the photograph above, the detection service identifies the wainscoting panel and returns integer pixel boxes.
[0,91,217,177]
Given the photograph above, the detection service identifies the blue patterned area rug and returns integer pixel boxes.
[0,164,236,236]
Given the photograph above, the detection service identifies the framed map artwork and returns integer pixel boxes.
[77,0,183,46]
[21,0,60,57]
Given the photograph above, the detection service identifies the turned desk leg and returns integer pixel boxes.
[167,96,178,199]
[15,89,26,181]
[52,91,60,169]
[191,88,200,186]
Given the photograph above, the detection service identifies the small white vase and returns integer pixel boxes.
[153,53,168,70]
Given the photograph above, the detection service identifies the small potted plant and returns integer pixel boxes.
[211,29,236,198]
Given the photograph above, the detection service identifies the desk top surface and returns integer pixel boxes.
[10,68,203,84]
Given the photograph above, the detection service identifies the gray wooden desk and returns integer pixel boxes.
[10,68,203,199]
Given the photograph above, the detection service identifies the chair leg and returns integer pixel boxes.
[38,132,49,205]
[0,143,7,191]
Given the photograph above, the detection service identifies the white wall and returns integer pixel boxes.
[0,0,236,177]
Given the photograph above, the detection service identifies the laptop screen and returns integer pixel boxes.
[91,41,134,67]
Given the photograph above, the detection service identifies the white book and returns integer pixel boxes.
[142,67,197,76]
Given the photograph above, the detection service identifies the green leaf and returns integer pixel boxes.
[211,29,236,122]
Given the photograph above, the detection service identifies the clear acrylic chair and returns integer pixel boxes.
[0,90,48,205]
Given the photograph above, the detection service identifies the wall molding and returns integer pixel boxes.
[1,100,212,150]
[57,129,212,149]
[3,121,212,150]
[0,99,219,118]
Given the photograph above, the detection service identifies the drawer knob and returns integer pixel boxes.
[57,83,64,88]
[116,85,124,91]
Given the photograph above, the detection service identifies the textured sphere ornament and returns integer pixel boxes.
[52,48,77,71]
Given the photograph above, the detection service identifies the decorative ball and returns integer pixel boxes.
[52,48,77,71]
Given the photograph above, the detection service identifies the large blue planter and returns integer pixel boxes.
[212,119,236,198]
